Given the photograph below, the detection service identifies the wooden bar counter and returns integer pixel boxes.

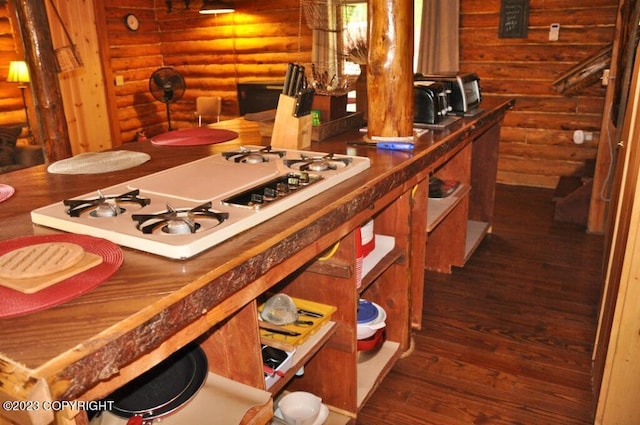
[0,98,513,425]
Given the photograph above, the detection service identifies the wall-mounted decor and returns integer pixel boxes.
[499,0,529,39]
[124,14,139,31]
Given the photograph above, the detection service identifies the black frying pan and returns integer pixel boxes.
[109,345,208,422]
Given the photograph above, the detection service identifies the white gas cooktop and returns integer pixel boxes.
[31,146,370,259]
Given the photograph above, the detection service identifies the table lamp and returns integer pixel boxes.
[7,60,34,144]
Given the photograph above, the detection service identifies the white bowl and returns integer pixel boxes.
[357,301,387,340]
[278,391,322,425]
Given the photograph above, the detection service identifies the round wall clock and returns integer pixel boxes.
[124,14,140,31]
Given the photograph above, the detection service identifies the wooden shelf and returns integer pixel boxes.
[267,321,337,394]
[356,341,401,408]
[427,184,471,232]
[105,372,273,425]
[464,220,490,263]
[270,393,353,425]
[359,235,403,293]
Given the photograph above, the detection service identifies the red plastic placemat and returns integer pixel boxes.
[151,128,238,146]
[0,234,123,319]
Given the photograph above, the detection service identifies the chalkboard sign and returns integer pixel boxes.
[499,0,529,38]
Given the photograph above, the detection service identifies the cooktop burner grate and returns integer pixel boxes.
[64,189,150,217]
[222,146,286,164]
[284,153,352,172]
[132,202,229,234]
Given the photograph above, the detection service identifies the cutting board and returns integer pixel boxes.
[0,251,103,294]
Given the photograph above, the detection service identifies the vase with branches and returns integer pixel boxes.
[343,30,368,119]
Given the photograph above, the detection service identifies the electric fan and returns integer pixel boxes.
[149,67,186,131]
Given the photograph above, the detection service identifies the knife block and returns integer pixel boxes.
[271,94,312,150]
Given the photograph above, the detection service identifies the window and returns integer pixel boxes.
[340,0,424,75]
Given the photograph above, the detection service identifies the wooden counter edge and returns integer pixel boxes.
[0,99,515,422]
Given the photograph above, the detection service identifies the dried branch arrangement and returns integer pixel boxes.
[343,30,368,65]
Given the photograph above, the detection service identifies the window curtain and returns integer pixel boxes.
[416,0,459,74]
[310,0,341,79]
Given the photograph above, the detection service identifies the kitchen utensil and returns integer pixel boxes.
[283,63,295,95]
[347,141,414,151]
[261,293,299,325]
[109,345,208,423]
[357,300,387,340]
[357,327,385,352]
[297,308,323,318]
[259,321,302,337]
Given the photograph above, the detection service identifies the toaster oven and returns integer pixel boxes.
[414,72,482,116]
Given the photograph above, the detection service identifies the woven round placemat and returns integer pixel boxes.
[48,151,151,175]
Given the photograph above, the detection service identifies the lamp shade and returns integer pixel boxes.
[7,61,30,84]
[200,0,234,14]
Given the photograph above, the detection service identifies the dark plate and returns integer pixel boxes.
[110,345,208,420]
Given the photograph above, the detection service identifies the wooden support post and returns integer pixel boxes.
[13,0,73,163]
[366,0,414,140]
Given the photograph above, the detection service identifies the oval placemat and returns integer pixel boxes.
[0,184,15,203]
[48,151,151,175]
[0,234,124,319]
[151,127,238,146]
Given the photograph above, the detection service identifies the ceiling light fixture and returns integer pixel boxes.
[199,0,234,14]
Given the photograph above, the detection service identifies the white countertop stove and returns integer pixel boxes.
[31,146,371,259]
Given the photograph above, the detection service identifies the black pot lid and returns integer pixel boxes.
[358,299,379,324]
[109,344,208,420]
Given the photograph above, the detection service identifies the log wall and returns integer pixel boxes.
[461,0,619,187]
[2,0,621,188]
[102,0,311,143]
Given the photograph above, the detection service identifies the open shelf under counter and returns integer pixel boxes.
[266,321,338,394]
[427,184,471,232]
[92,372,273,425]
[271,391,353,425]
[464,220,491,262]
[359,235,402,293]
[356,340,401,408]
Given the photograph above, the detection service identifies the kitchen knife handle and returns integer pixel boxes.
[283,63,294,95]
[294,65,305,94]
[288,65,299,96]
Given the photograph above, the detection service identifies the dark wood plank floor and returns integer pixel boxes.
[357,184,605,424]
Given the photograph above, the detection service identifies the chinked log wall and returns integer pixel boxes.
[1,0,620,189]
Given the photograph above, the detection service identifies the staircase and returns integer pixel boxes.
[552,159,595,226]
[553,176,593,226]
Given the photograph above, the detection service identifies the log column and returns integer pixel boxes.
[13,0,73,162]
[367,0,414,139]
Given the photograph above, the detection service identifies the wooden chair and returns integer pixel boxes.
[196,96,222,126]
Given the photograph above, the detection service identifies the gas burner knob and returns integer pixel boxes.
[287,175,301,189]
[276,182,289,196]
[298,172,310,185]
[250,193,265,205]
[263,187,277,201]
